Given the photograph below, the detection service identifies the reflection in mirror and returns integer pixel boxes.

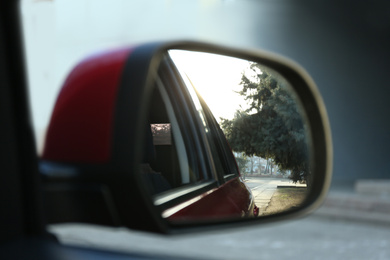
[143,50,312,222]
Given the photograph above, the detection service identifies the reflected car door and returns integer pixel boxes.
[155,56,257,220]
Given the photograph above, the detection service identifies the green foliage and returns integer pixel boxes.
[234,153,249,174]
[221,64,310,184]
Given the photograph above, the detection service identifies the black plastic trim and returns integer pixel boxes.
[154,181,217,211]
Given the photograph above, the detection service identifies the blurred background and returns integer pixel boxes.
[20,0,390,259]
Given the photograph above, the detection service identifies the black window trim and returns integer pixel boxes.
[197,93,241,183]
[146,56,221,213]
[158,56,217,182]
[153,180,218,212]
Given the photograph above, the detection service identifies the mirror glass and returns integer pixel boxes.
[141,50,312,223]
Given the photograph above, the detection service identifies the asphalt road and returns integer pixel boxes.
[50,214,390,260]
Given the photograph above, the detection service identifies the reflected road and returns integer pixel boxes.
[244,177,306,215]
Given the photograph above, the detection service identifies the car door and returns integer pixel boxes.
[153,55,257,220]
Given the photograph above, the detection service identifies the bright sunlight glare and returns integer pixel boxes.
[168,50,253,122]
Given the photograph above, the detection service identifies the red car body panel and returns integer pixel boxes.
[42,48,133,163]
[166,177,255,221]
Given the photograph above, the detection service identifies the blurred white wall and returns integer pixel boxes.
[20,0,210,152]
[20,0,271,153]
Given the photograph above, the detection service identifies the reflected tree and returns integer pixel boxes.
[220,64,311,185]
[234,153,249,175]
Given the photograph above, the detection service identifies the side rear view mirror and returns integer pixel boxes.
[40,41,332,233]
